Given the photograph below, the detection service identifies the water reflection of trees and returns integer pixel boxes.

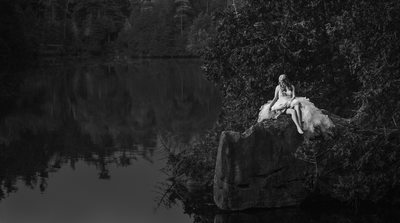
[0,59,221,200]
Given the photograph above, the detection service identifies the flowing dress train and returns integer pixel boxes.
[258,96,335,134]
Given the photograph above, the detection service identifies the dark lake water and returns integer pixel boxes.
[0,59,399,223]
[0,59,220,223]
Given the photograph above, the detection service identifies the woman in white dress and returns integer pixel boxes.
[258,74,334,135]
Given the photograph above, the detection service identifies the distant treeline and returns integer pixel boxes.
[0,0,130,67]
[118,0,231,57]
[0,0,238,67]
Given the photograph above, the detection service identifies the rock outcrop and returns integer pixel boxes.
[213,111,400,210]
[213,116,312,210]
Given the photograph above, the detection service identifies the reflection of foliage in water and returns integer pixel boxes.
[0,59,221,200]
[154,123,224,223]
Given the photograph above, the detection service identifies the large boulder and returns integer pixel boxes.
[214,111,400,210]
[212,110,395,210]
[213,116,312,210]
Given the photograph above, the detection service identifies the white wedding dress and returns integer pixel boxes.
[257,88,335,134]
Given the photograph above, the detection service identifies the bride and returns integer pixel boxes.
[258,74,334,134]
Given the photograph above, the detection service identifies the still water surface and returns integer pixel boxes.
[0,59,219,223]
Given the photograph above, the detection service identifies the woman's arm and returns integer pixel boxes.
[269,85,280,110]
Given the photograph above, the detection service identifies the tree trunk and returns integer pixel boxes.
[63,0,71,42]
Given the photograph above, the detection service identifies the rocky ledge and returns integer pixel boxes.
[213,114,350,211]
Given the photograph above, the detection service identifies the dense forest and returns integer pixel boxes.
[197,0,400,206]
[0,0,241,68]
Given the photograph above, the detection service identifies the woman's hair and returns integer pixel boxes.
[279,74,292,89]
